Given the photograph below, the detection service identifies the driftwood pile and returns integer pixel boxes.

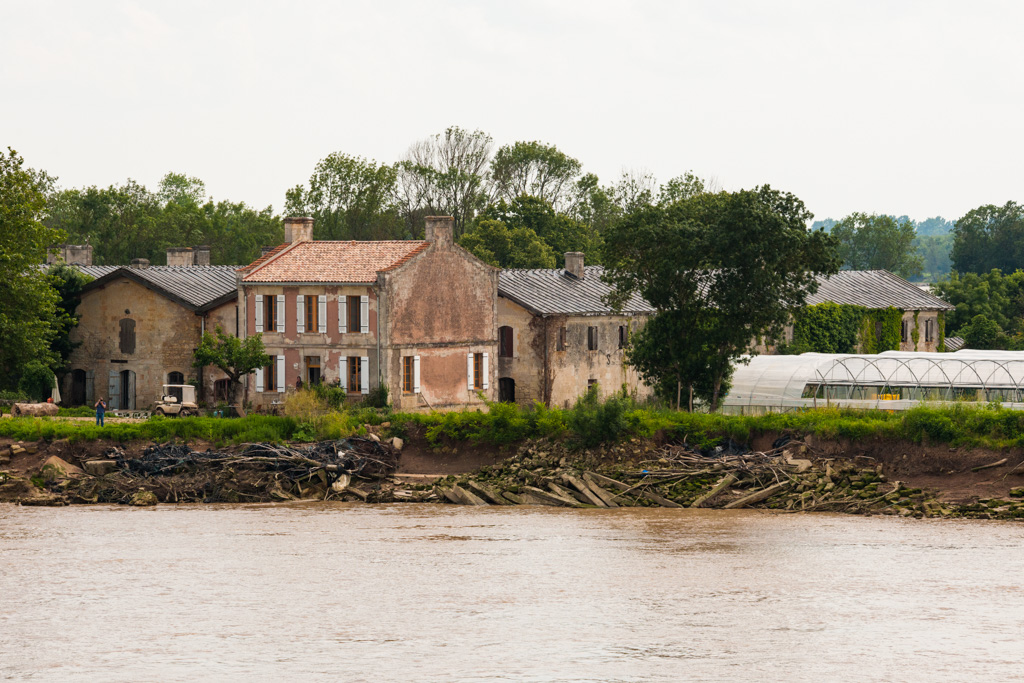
[62,438,398,504]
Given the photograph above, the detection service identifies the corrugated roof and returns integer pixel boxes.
[944,336,966,351]
[498,266,654,316]
[808,270,954,311]
[241,240,430,283]
[81,266,239,311]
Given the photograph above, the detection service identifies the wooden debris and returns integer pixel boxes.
[971,458,1008,472]
[560,474,607,507]
[723,481,791,509]
[690,474,736,508]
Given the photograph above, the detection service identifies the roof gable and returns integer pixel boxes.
[241,240,430,283]
[81,266,239,311]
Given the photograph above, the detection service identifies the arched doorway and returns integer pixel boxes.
[499,377,516,403]
[167,371,184,402]
[70,369,87,406]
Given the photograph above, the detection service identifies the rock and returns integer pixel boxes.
[129,490,158,506]
[330,474,351,493]
[1010,487,1024,498]
[368,433,381,442]
[10,445,25,455]
[42,456,85,477]
[390,437,404,451]
[451,484,488,506]
[82,460,118,476]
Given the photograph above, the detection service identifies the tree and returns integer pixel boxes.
[396,126,493,238]
[193,326,271,405]
[566,173,620,235]
[951,202,1024,274]
[960,314,1005,350]
[603,186,839,410]
[478,195,601,266]
[285,152,404,241]
[458,219,556,268]
[489,141,581,210]
[914,234,953,282]
[0,148,64,390]
[657,171,706,207]
[46,263,94,379]
[830,212,922,278]
[932,269,1024,338]
[917,216,955,236]
[611,169,656,214]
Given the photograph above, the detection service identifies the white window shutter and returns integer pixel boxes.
[360,295,369,334]
[255,295,264,332]
[360,356,369,394]
[467,353,474,390]
[339,356,347,391]
[482,352,489,389]
[296,295,305,333]
[318,295,327,333]
[255,367,264,393]
[276,355,285,392]
[276,296,284,332]
[339,297,347,333]
[413,355,420,394]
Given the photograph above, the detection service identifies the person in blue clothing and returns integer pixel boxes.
[94,398,107,426]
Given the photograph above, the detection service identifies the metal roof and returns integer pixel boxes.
[808,270,954,311]
[498,266,654,316]
[80,266,240,311]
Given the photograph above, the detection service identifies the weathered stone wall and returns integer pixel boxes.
[382,241,498,412]
[199,301,238,404]
[495,298,545,406]
[67,278,202,409]
[241,284,380,409]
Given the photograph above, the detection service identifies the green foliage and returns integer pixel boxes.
[0,147,64,389]
[565,385,632,447]
[931,269,1024,342]
[960,314,1005,350]
[362,383,389,409]
[17,361,54,402]
[912,311,920,349]
[831,212,922,279]
[603,185,840,410]
[937,312,946,352]
[913,233,953,282]
[788,303,865,354]
[0,414,299,445]
[46,263,93,375]
[490,141,582,210]
[193,326,271,404]
[459,218,557,268]
[310,381,346,410]
[951,201,1024,274]
[861,307,903,353]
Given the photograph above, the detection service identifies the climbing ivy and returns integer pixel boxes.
[912,311,920,350]
[786,304,902,354]
[937,312,946,352]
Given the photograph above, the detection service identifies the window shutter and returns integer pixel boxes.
[360,295,369,333]
[108,371,119,407]
[360,356,369,394]
[276,296,285,332]
[85,370,94,403]
[339,297,347,333]
[482,352,489,389]
[255,295,264,332]
[276,355,285,392]
[255,367,264,393]
[467,353,474,390]
[296,295,305,333]
[339,356,347,391]
[318,295,327,333]
[413,355,421,394]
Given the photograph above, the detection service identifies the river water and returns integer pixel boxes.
[1,504,1022,682]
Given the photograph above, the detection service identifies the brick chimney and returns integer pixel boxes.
[284,216,314,243]
[166,247,194,266]
[425,216,454,246]
[193,245,211,266]
[565,252,584,279]
[130,258,150,270]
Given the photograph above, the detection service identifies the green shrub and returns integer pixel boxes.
[566,386,632,447]
[18,362,54,402]
[311,381,346,410]
[363,384,389,409]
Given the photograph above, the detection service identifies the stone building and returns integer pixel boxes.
[767,270,956,353]
[64,260,239,409]
[496,253,655,407]
[238,216,498,411]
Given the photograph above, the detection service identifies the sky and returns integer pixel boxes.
[3,0,1023,223]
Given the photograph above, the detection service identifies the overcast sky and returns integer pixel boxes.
[3,0,1022,223]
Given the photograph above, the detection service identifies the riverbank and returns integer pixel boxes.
[2,422,1023,518]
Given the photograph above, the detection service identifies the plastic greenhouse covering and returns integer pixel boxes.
[720,350,1024,414]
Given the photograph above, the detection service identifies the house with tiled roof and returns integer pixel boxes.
[239,216,498,411]
[496,253,655,407]
[63,251,241,410]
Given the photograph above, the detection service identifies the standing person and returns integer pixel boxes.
[94,397,107,427]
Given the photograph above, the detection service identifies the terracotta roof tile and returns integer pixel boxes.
[236,243,291,274]
[241,240,430,283]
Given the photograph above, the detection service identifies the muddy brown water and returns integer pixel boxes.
[1,504,1022,682]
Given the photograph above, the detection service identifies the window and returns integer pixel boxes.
[467,352,489,390]
[901,320,909,343]
[499,326,513,358]
[348,356,361,393]
[926,319,935,343]
[403,356,414,393]
[618,325,628,349]
[588,379,597,389]
[266,296,276,332]
[556,326,567,351]
[214,379,230,402]
[119,318,136,354]
[305,298,318,334]
[306,356,321,385]
[348,295,361,333]
[473,352,483,389]
[587,326,598,351]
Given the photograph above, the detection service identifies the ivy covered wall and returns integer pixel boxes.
[785,303,905,355]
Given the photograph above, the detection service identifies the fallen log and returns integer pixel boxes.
[12,403,58,417]
[690,474,737,508]
[722,481,791,509]
[971,458,1008,473]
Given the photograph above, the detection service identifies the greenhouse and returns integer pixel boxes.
[720,350,1024,415]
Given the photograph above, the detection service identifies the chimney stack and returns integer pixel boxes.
[130,258,150,270]
[46,244,94,266]
[425,216,454,246]
[565,252,585,279]
[193,245,211,266]
[166,247,194,267]
[284,216,314,244]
